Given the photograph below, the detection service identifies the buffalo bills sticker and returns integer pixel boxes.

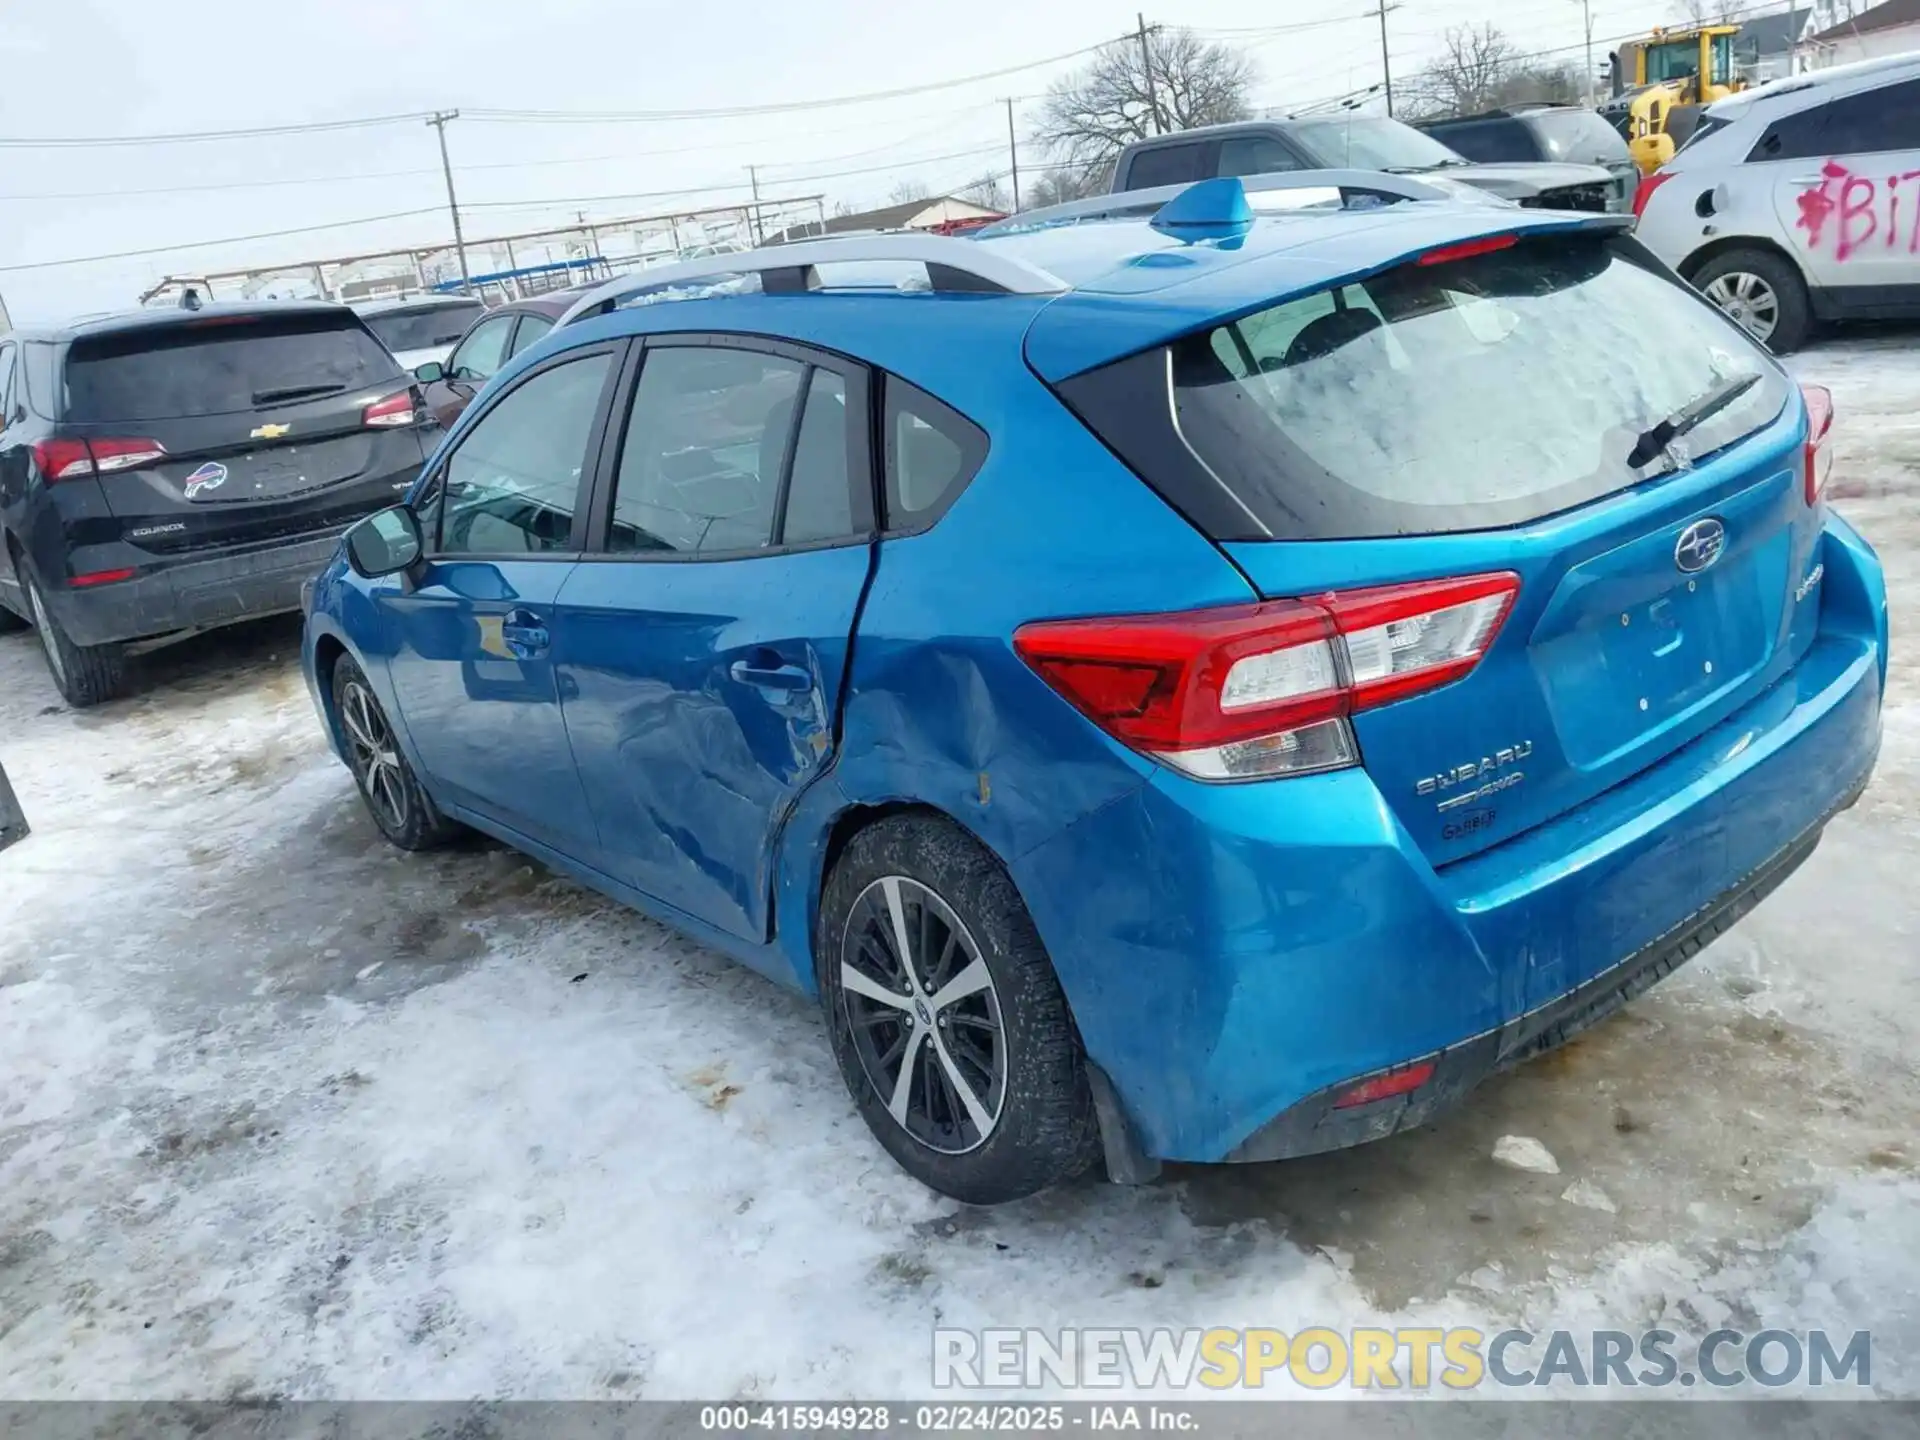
[183,461,227,499]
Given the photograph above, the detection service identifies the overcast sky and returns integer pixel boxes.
[2,0,1710,321]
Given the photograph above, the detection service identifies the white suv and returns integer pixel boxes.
[1632,51,1920,352]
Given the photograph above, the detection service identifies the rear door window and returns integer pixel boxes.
[1747,103,1830,163]
[1819,78,1920,155]
[1218,135,1303,177]
[438,353,613,556]
[1124,142,1209,189]
[1063,234,1789,540]
[63,315,398,421]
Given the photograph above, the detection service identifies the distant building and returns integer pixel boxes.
[773,195,1004,243]
[1807,0,1920,65]
[1731,6,1817,81]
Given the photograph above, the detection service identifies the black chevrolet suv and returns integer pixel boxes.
[0,302,437,706]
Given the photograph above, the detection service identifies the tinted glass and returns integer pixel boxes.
[884,379,987,529]
[1124,142,1207,189]
[1287,116,1463,170]
[608,347,806,554]
[1218,135,1302,177]
[0,346,15,423]
[1164,236,1786,538]
[508,314,555,356]
[22,342,57,420]
[1821,79,1920,155]
[1748,104,1828,162]
[63,316,398,422]
[780,370,855,545]
[1529,110,1629,165]
[362,302,483,354]
[1423,119,1538,164]
[439,354,610,555]
[449,315,516,381]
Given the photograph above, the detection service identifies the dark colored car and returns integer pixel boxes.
[352,295,486,375]
[0,302,438,706]
[1110,116,1628,213]
[1417,106,1639,207]
[413,293,582,429]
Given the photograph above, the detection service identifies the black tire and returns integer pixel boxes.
[818,813,1097,1204]
[1692,247,1813,355]
[330,655,461,851]
[21,567,126,708]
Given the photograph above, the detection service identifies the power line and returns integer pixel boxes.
[0,112,434,150]
[0,207,448,273]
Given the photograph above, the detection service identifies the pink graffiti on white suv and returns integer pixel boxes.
[1794,159,1920,261]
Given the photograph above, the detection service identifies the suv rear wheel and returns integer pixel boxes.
[21,567,126,708]
[1693,248,1812,354]
[818,814,1098,1204]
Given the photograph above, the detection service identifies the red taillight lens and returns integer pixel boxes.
[362,390,419,428]
[1332,1061,1436,1110]
[32,437,167,482]
[1014,572,1519,782]
[1632,171,1675,220]
[1801,382,1834,507]
[1415,233,1517,266]
[68,567,137,588]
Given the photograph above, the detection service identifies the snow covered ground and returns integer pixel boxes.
[1,337,1917,1402]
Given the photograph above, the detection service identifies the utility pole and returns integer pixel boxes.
[1573,0,1596,104]
[746,164,764,245]
[1365,3,1400,117]
[1004,98,1022,212]
[1136,13,1162,135]
[427,110,472,294]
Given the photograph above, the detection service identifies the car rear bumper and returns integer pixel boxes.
[1014,514,1888,1164]
[48,530,348,647]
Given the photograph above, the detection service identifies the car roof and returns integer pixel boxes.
[10,299,355,344]
[353,294,487,315]
[542,183,1623,392]
[1706,49,1920,119]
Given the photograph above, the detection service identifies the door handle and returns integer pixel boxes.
[729,658,812,693]
[500,608,551,657]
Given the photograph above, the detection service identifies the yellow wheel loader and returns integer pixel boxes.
[1601,24,1746,174]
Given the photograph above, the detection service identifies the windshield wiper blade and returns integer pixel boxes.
[252,382,347,406]
[1628,373,1763,469]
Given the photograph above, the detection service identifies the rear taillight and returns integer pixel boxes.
[362,390,420,428]
[68,567,136,588]
[1332,1061,1436,1110]
[31,437,167,482]
[1631,171,1674,220]
[1014,572,1519,782]
[1801,383,1834,507]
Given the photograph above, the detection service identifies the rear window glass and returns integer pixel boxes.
[64,316,399,422]
[1424,119,1538,164]
[1091,235,1788,540]
[1528,109,1630,164]
[362,303,483,354]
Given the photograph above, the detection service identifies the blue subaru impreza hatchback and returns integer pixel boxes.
[303,172,1886,1203]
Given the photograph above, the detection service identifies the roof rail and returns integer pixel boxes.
[555,232,1068,327]
[971,168,1484,238]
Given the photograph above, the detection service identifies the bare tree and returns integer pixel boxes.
[1036,27,1255,194]
[1024,166,1106,209]
[956,173,1010,213]
[886,178,931,206]
[1681,0,1747,22]
[1407,23,1516,118]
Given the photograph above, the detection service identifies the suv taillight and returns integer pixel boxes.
[362,389,420,428]
[1014,573,1520,781]
[1801,383,1834,507]
[32,437,167,482]
[1632,171,1674,220]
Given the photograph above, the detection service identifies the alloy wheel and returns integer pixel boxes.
[24,576,66,689]
[339,679,409,832]
[839,875,1007,1155]
[1701,270,1780,344]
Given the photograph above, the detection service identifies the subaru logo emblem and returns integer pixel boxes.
[1674,518,1726,574]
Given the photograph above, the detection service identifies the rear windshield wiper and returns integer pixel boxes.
[252,382,347,406]
[1628,372,1763,469]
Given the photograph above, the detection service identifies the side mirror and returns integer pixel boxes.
[414,360,446,384]
[345,505,423,579]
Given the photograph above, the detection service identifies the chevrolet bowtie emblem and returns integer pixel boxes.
[250,423,291,440]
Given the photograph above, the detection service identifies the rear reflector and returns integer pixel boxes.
[69,567,136,588]
[1415,233,1517,266]
[32,437,167,482]
[1331,1061,1436,1109]
[362,390,419,428]
[1014,572,1519,782]
[1801,383,1834,507]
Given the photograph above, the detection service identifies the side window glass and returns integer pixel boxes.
[1126,142,1205,189]
[608,346,806,554]
[1218,136,1301,177]
[508,314,554,357]
[1748,105,1829,163]
[883,378,987,531]
[1821,80,1920,155]
[451,315,514,381]
[779,370,856,545]
[439,353,610,556]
